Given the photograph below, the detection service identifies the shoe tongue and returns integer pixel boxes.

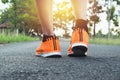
[72,19,88,33]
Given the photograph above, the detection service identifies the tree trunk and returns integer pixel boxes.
[2,28,5,34]
[16,29,19,36]
[23,25,25,35]
[93,22,96,37]
[14,1,17,28]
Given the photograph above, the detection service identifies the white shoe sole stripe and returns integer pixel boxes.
[72,43,87,48]
[68,43,88,55]
[36,52,61,57]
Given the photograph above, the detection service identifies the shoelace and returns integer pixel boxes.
[42,35,57,50]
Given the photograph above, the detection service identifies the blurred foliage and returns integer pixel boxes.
[53,1,75,37]
[88,0,120,37]
[88,0,103,37]
[0,0,41,35]
[105,0,120,5]
[104,0,120,36]
[0,0,120,37]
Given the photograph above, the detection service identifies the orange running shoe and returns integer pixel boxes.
[68,19,89,57]
[36,35,62,58]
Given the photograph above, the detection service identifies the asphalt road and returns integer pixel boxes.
[0,40,120,80]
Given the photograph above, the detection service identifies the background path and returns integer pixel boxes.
[0,41,120,80]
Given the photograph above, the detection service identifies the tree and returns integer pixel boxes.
[1,0,18,27]
[104,0,120,38]
[1,0,42,35]
[88,0,103,37]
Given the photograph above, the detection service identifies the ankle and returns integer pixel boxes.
[43,33,54,36]
[72,19,88,33]
[75,19,87,27]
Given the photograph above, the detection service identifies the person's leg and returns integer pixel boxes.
[35,0,61,58]
[68,0,89,57]
[71,0,87,20]
[36,0,54,35]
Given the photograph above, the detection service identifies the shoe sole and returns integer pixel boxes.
[68,43,87,57]
[36,52,62,58]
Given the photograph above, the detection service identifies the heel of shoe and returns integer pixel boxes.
[68,43,88,57]
[72,46,87,57]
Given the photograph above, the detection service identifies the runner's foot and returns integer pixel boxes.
[68,19,89,57]
[36,35,62,58]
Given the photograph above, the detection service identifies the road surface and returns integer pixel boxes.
[0,40,120,80]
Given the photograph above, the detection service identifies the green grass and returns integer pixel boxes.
[89,38,120,45]
[0,34,120,45]
[61,37,120,45]
[0,34,38,43]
